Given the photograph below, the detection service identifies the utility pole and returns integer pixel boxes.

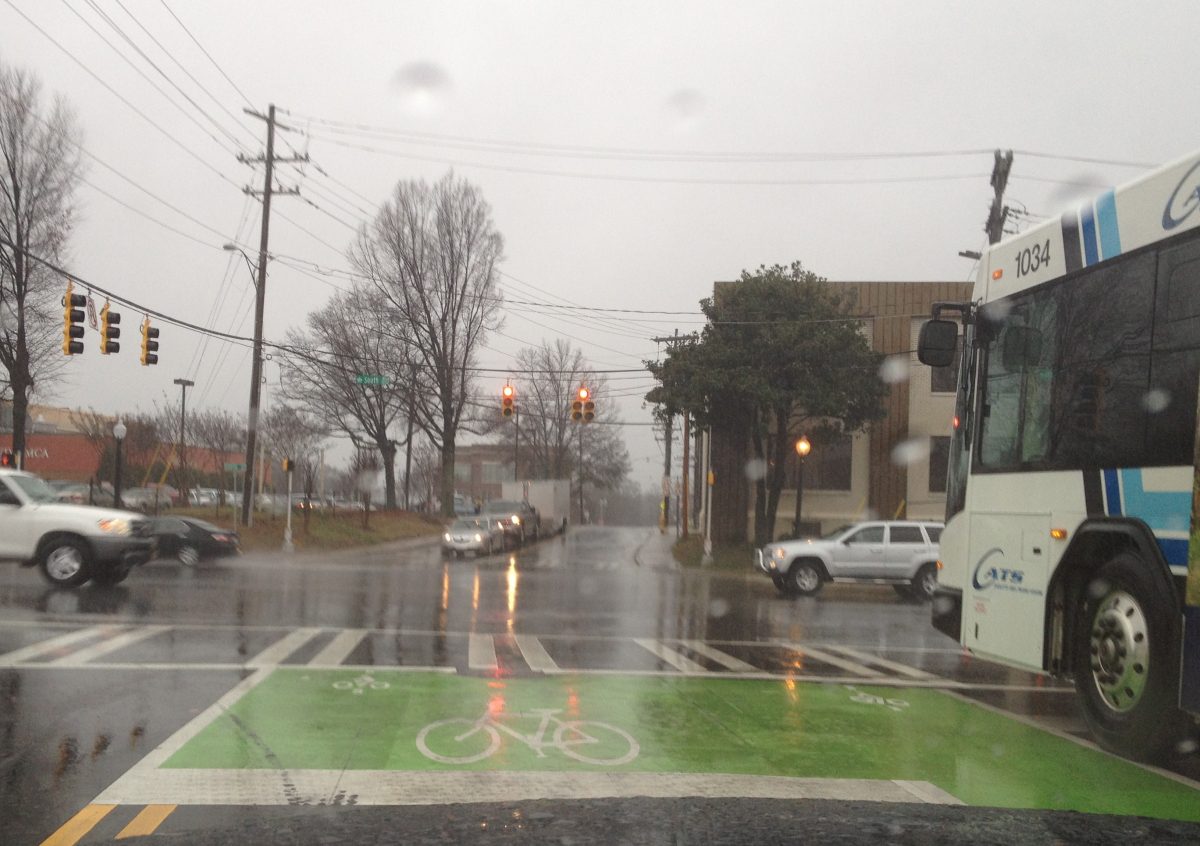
[238,104,306,527]
[513,403,520,483]
[650,330,697,534]
[403,365,416,510]
[173,378,194,505]
[578,424,585,525]
[661,414,673,533]
[680,413,690,539]
[985,149,1014,245]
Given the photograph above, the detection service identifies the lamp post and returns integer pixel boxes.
[793,435,812,537]
[223,243,266,528]
[113,420,127,509]
[173,378,194,506]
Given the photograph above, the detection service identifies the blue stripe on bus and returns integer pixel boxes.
[1157,538,1188,567]
[1096,189,1122,260]
[1080,204,1100,266]
[1118,468,1192,533]
[1103,469,1122,515]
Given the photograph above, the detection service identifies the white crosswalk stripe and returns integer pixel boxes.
[634,638,706,673]
[53,625,171,665]
[823,645,938,680]
[678,640,758,673]
[0,625,122,666]
[247,628,322,667]
[777,643,884,677]
[309,629,367,667]
[468,633,498,670]
[513,635,558,672]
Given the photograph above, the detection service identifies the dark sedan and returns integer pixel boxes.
[149,516,240,566]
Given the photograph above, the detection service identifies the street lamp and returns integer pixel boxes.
[173,378,194,506]
[112,420,127,509]
[223,242,266,527]
[793,435,812,537]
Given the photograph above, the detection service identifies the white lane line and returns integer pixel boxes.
[0,624,122,666]
[308,629,366,667]
[634,638,707,673]
[776,642,883,677]
[54,625,171,665]
[823,645,937,680]
[246,628,322,667]
[94,667,274,804]
[679,640,758,673]
[6,662,458,673]
[468,633,498,670]
[93,769,963,806]
[513,635,559,672]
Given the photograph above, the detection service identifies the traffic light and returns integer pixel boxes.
[139,317,159,366]
[99,300,120,355]
[502,384,515,418]
[572,386,595,423]
[62,281,85,355]
[0,450,14,468]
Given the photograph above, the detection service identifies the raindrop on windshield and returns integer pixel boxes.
[891,438,931,467]
[662,88,705,130]
[1141,388,1171,414]
[878,355,909,385]
[709,598,730,618]
[392,61,452,115]
[744,459,767,481]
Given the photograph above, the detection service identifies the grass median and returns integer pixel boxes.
[169,505,444,553]
[672,535,757,571]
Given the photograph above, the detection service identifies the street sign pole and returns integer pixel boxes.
[283,465,294,553]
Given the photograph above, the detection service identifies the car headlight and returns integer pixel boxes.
[511,514,521,525]
[772,547,786,559]
[443,532,452,542]
[475,533,483,542]
[98,518,132,536]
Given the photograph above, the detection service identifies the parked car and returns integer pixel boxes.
[188,488,218,507]
[481,499,540,546]
[148,516,240,566]
[120,487,171,513]
[756,520,943,600]
[0,468,153,587]
[442,516,507,557]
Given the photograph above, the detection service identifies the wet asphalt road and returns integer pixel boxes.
[1,525,1197,844]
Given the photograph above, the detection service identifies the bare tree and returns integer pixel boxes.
[349,171,504,517]
[280,284,413,508]
[258,404,328,498]
[0,59,83,460]
[498,340,632,493]
[190,409,244,502]
[68,406,114,470]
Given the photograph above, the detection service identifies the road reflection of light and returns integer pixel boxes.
[566,688,580,717]
[472,570,480,612]
[488,693,505,716]
[506,559,519,628]
[784,675,798,702]
[441,565,450,611]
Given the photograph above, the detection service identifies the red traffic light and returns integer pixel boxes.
[502,384,515,398]
[577,386,590,401]
[0,450,13,468]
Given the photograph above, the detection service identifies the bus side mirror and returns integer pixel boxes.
[917,319,958,367]
[1001,325,1044,371]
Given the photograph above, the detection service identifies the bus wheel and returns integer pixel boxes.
[1073,552,1184,762]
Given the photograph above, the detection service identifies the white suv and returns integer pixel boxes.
[756,520,943,600]
[0,469,154,587]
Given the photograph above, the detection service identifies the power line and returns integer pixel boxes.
[156,0,255,109]
[2,0,244,190]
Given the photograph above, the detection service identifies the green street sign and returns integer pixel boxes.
[224,462,246,472]
[356,374,389,386]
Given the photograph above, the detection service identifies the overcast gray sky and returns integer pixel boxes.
[3,0,1198,489]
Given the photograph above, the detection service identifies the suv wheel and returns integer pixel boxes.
[40,537,92,587]
[787,561,823,596]
[910,564,938,601]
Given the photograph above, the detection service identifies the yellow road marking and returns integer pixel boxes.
[39,804,116,846]
[116,804,177,839]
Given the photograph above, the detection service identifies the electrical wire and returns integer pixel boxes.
[156,0,255,110]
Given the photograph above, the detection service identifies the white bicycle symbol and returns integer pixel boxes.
[417,707,639,766]
[332,673,390,695]
[845,685,909,713]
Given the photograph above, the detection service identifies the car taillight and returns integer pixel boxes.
[212,534,229,542]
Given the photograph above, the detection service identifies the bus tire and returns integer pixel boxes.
[1072,552,1185,762]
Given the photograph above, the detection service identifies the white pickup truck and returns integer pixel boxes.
[0,469,154,587]
[756,520,943,600]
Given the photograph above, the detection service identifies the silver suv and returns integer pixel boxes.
[755,520,943,600]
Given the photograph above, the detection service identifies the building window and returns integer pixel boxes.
[481,462,506,484]
[928,436,950,493]
[805,434,852,491]
[930,336,961,393]
[453,463,471,483]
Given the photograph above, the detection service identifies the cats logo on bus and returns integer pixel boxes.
[972,548,1025,591]
[1163,158,1200,231]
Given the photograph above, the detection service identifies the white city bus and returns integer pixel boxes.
[917,149,1200,761]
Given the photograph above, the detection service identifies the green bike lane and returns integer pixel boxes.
[89,668,1200,822]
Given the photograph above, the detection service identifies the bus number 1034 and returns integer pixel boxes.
[1014,239,1052,278]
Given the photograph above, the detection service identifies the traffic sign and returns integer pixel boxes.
[356,374,389,386]
[224,462,246,472]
